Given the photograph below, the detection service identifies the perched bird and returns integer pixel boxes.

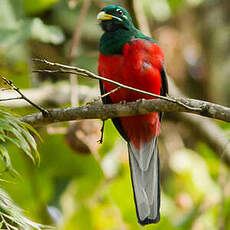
[97,5,168,225]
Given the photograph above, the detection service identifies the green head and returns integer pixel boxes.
[97,5,155,55]
[97,5,135,33]
[97,5,137,55]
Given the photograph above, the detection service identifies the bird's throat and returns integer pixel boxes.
[99,29,135,55]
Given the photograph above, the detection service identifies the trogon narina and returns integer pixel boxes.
[97,5,168,226]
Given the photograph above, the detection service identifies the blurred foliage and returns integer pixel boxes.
[0,0,229,230]
[0,0,64,47]
[0,109,48,229]
[0,187,48,230]
[24,0,59,15]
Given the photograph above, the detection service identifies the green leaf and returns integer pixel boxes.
[20,122,42,142]
[0,187,51,230]
[0,143,12,170]
[0,109,41,172]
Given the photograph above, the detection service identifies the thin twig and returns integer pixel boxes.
[86,87,121,105]
[100,87,121,100]
[0,97,22,101]
[32,59,201,111]
[0,83,98,108]
[1,77,48,116]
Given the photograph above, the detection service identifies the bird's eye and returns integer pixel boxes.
[117,9,123,16]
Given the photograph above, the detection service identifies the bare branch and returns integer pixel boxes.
[21,97,230,127]
[18,85,230,164]
[32,58,201,111]
[1,77,48,116]
[87,87,121,105]
[167,79,230,166]
[0,97,22,101]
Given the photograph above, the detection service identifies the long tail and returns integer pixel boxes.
[128,137,160,225]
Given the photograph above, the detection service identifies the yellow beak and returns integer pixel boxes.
[97,11,114,21]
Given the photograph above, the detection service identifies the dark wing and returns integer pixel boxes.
[160,64,168,97]
[159,64,168,121]
[99,80,128,141]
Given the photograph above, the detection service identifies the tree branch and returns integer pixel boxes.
[21,97,230,127]
[2,59,227,165]
[32,58,201,111]
[167,79,230,165]
[1,77,48,116]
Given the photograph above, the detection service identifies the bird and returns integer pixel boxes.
[97,5,168,226]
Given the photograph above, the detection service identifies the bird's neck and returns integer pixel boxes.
[99,29,135,55]
[99,29,157,55]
